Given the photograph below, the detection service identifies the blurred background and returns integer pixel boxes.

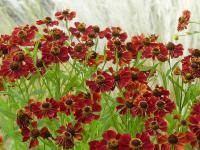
[1,0,200,50]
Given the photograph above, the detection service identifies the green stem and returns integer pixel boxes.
[189,21,200,25]
[16,80,27,101]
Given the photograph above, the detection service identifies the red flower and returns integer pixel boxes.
[59,94,78,116]
[158,133,191,150]
[77,91,101,103]
[129,67,147,83]
[0,52,34,79]
[152,85,170,97]
[189,115,200,136]
[154,97,176,117]
[166,42,183,58]
[40,41,69,65]
[106,48,132,65]
[116,96,134,115]
[31,98,59,119]
[125,81,148,97]
[131,95,156,117]
[86,70,114,93]
[34,59,47,75]
[102,130,120,149]
[74,99,101,124]
[144,116,167,136]
[55,9,76,21]
[21,121,51,149]
[89,140,106,150]
[99,27,127,41]
[177,10,191,31]
[16,109,32,129]
[191,102,200,116]
[190,132,200,149]
[36,17,58,27]
[131,34,154,51]
[81,25,100,41]
[43,28,68,43]
[119,132,154,150]
[55,122,83,149]
[0,44,11,59]
[89,129,120,150]
[131,34,158,58]
[11,25,38,46]
[181,55,195,82]
[87,52,104,67]
[144,43,168,62]
[109,67,132,88]
[69,27,81,38]
[68,43,88,61]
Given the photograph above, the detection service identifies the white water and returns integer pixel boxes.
[1,0,200,50]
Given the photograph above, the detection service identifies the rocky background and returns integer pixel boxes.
[0,0,200,51]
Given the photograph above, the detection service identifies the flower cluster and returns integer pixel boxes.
[181,48,200,82]
[177,10,191,31]
[0,8,199,150]
[17,91,101,148]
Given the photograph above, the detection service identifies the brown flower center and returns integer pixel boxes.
[152,48,160,55]
[191,62,198,69]
[51,47,60,56]
[112,29,120,37]
[178,17,185,23]
[114,39,121,46]
[10,61,20,71]
[152,88,162,96]
[96,75,105,85]
[17,52,25,62]
[83,106,92,115]
[45,17,52,23]
[130,138,142,148]
[114,75,120,82]
[84,93,91,99]
[42,102,51,110]
[143,38,150,46]
[86,40,94,47]
[74,44,82,52]
[168,134,178,144]
[52,31,61,40]
[185,73,193,80]
[65,99,73,106]
[93,25,100,33]
[62,9,69,15]
[108,139,118,150]
[125,101,133,108]
[180,120,187,126]
[88,32,96,39]
[77,23,86,32]
[1,47,8,55]
[166,42,175,51]
[17,109,31,126]
[193,49,200,57]
[90,52,97,59]
[139,101,148,109]
[36,59,44,68]
[197,134,200,141]
[126,42,134,51]
[31,129,40,138]
[64,131,72,139]
[117,51,123,58]
[151,121,159,130]
[156,100,165,109]
[132,73,138,81]
[18,30,27,39]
